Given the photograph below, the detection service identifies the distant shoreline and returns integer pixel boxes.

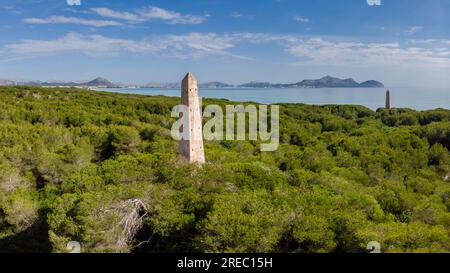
[94,86,449,111]
[99,86,386,90]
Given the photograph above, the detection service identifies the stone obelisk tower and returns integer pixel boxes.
[385,90,392,110]
[179,72,205,164]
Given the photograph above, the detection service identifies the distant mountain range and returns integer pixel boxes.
[145,82,234,88]
[238,76,384,88]
[199,82,235,88]
[0,76,384,89]
[0,79,16,86]
[0,77,119,88]
[83,77,117,87]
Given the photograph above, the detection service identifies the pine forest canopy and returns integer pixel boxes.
[0,86,449,253]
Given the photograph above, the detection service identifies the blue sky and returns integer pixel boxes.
[1,0,450,87]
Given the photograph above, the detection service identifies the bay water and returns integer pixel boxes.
[98,87,450,111]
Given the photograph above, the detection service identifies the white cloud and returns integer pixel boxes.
[2,5,21,14]
[90,7,141,21]
[66,0,81,6]
[3,32,450,69]
[406,26,424,35]
[22,5,206,28]
[23,16,123,27]
[3,32,251,60]
[5,33,137,56]
[286,37,450,68]
[294,16,309,23]
[230,12,243,18]
[91,6,207,25]
[367,0,381,6]
[140,6,203,24]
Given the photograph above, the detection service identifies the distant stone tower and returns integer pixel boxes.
[385,90,392,110]
[179,72,205,164]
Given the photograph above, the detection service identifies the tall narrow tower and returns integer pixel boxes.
[179,72,205,164]
[385,90,392,110]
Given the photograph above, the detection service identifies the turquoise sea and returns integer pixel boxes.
[98,87,450,111]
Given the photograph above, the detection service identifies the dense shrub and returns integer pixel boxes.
[0,86,449,253]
